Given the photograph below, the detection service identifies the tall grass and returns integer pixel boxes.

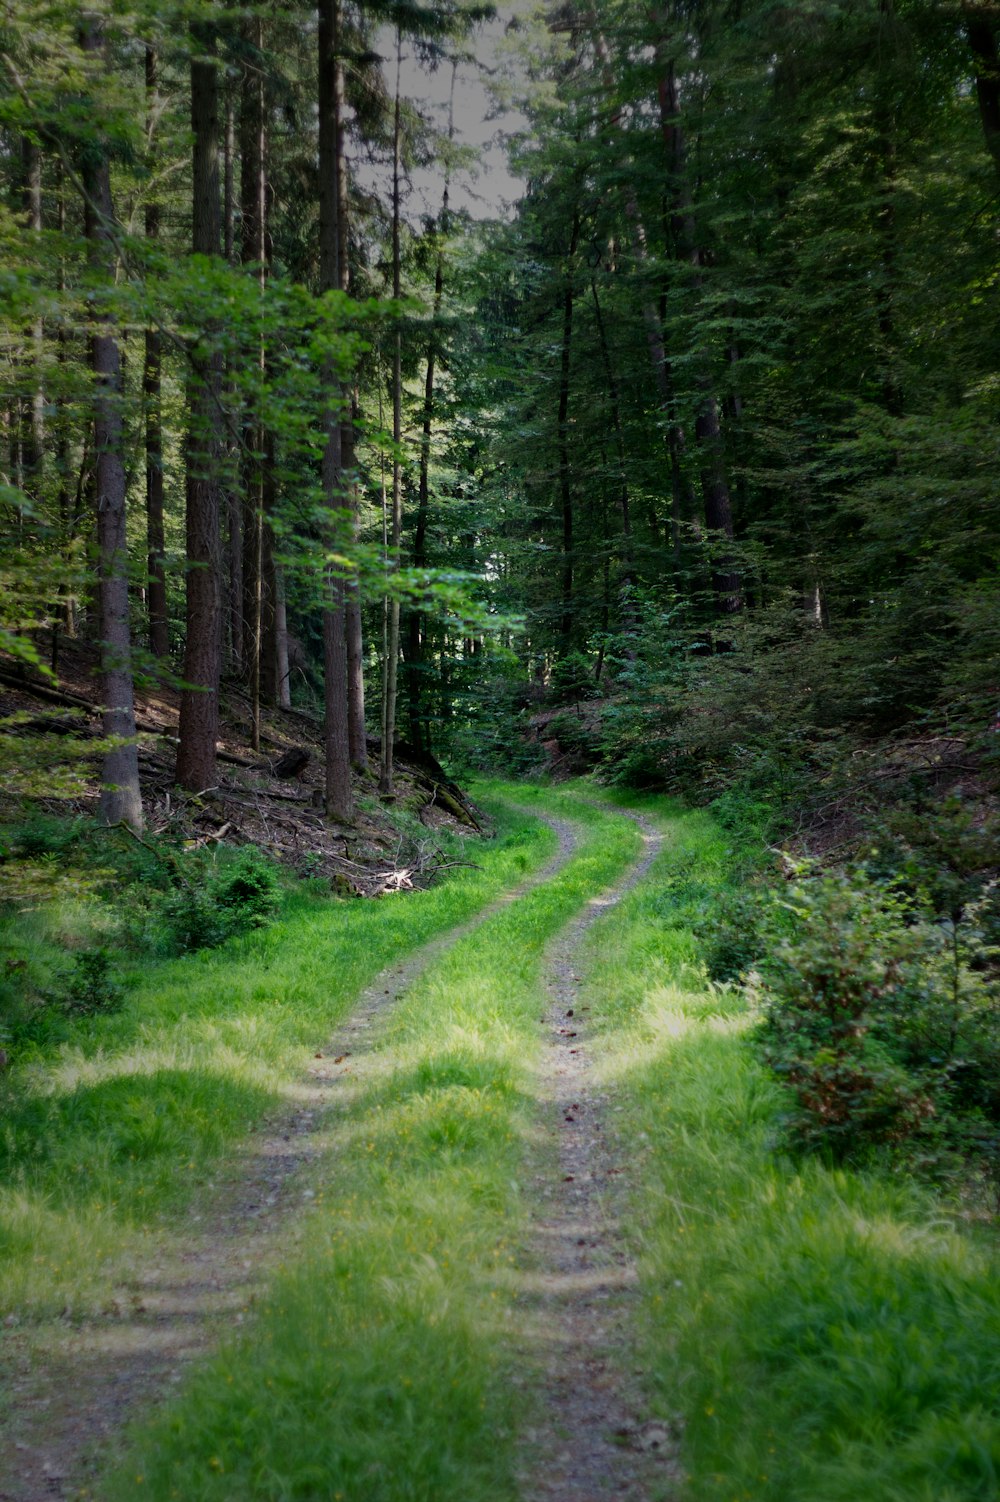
[101,787,641,1501]
[0,804,557,1321]
[581,800,1000,1502]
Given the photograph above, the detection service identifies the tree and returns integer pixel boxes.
[176,20,224,793]
[79,17,143,831]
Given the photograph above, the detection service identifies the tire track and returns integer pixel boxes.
[515,805,681,1502]
[2,815,582,1502]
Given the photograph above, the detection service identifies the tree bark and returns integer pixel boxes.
[79,18,143,831]
[21,137,44,494]
[344,390,367,765]
[239,12,266,736]
[144,47,169,659]
[557,214,579,646]
[656,24,740,611]
[965,6,1000,182]
[176,29,223,792]
[318,0,352,821]
[380,33,404,796]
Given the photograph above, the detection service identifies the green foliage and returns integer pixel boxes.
[547,651,595,705]
[60,947,123,1017]
[754,863,1000,1178]
[580,797,1000,1502]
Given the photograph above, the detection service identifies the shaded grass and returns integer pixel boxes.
[0,805,557,1320]
[581,798,1000,1502]
[101,787,642,1502]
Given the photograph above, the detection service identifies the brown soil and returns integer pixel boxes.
[0,640,485,896]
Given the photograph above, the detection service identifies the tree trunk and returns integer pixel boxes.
[318,0,352,821]
[176,29,223,792]
[965,6,1000,182]
[591,11,689,567]
[589,274,633,583]
[380,32,404,796]
[657,25,740,611]
[240,12,266,733]
[79,19,143,832]
[144,47,169,659]
[344,391,367,766]
[21,137,44,494]
[557,214,578,646]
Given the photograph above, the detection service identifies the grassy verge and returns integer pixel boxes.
[101,786,641,1502]
[581,797,1000,1502]
[0,803,557,1321]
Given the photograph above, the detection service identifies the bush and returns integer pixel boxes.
[159,847,281,953]
[752,862,1000,1180]
[61,946,124,1016]
[210,847,281,931]
[697,885,773,982]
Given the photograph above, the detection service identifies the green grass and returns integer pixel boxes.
[0,802,557,1320]
[580,797,1000,1502]
[101,786,641,1502]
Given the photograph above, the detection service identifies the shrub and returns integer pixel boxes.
[61,946,124,1016]
[210,847,281,931]
[753,862,1000,1179]
[754,870,935,1161]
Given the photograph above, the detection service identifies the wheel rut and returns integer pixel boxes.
[2,816,582,1502]
[515,807,681,1502]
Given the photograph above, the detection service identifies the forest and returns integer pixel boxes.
[1,0,1000,1499]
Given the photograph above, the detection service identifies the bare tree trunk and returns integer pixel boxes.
[344,391,367,766]
[657,28,740,612]
[380,33,404,796]
[590,10,689,567]
[274,562,291,709]
[557,213,578,646]
[410,65,457,737]
[318,0,352,821]
[176,28,223,792]
[240,12,266,734]
[965,4,1000,182]
[80,18,143,831]
[21,137,44,494]
[144,47,169,659]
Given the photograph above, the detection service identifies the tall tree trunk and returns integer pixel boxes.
[318,0,352,821]
[176,28,223,791]
[240,13,266,738]
[589,274,633,583]
[964,4,1000,182]
[344,389,367,765]
[410,65,457,738]
[557,214,579,646]
[657,27,740,612]
[380,32,404,795]
[144,46,169,659]
[590,10,689,566]
[80,19,143,831]
[22,137,44,494]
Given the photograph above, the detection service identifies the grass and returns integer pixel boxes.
[100,786,641,1501]
[0,801,557,1321]
[579,796,1000,1502]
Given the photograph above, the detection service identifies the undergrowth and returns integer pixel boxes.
[581,797,1000,1502]
[101,786,641,1501]
[0,801,556,1321]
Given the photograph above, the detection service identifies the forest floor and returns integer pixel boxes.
[0,641,484,895]
[2,785,998,1502]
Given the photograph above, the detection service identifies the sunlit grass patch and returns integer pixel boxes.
[581,796,1000,1502]
[102,787,641,1502]
[0,804,559,1321]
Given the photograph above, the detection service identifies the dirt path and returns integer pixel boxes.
[515,808,682,1502]
[1,818,581,1502]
